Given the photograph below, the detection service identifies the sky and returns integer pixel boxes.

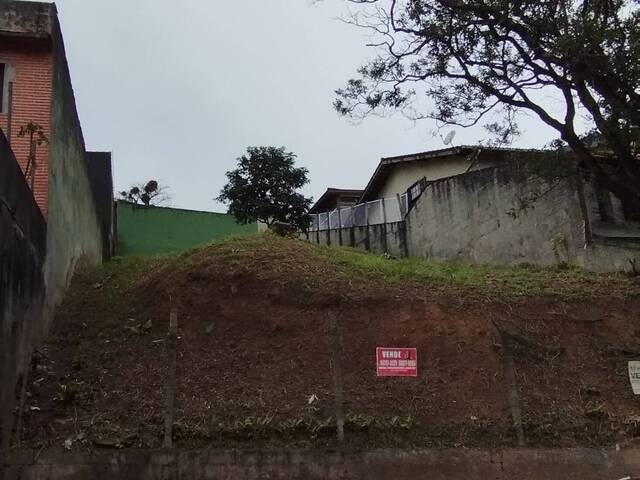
[51,0,563,212]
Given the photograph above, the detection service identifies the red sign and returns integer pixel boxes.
[376,347,417,377]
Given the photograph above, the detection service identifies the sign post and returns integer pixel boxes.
[376,347,417,377]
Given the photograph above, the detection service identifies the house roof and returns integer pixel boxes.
[309,188,364,214]
[359,145,550,202]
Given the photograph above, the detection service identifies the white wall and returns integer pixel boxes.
[377,154,495,200]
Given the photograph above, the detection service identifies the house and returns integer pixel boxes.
[359,145,548,203]
[0,1,113,269]
[310,188,364,214]
[305,145,639,272]
[310,146,549,228]
[0,1,112,221]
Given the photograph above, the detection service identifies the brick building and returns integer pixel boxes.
[0,1,113,447]
[0,1,113,224]
[0,2,54,215]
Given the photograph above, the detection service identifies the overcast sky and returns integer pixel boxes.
[53,0,563,212]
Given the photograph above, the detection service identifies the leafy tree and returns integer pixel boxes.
[334,0,640,209]
[120,180,169,206]
[218,146,313,230]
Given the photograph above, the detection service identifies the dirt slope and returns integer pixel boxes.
[15,234,640,450]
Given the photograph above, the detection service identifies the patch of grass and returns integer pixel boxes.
[305,239,640,299]
[96,233,640,300]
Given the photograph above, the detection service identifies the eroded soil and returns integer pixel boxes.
[14,235,640,450]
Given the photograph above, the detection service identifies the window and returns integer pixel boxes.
[407,176,428,206]
[0,62,13,115]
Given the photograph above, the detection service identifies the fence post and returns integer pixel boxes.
[164,308,178,449]
[328,310,345,444]
[396,193,404,217]
[494,324,526,446]
[381,199,389,254]
[364,202,371,251]
[349,206,356,247]
[326,211,331,246]
[337,208,343,246]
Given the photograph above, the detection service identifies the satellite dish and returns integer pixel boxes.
[443,130,456,145]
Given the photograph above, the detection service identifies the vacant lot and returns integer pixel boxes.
[15,234,640,450]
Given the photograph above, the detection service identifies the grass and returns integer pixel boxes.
[314,242,639,298]
[92,232,640,300]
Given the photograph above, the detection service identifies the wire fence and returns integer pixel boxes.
[310,194,408,232]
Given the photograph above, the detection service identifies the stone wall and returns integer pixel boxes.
[305,221,407,258]
[43,13,103,318]
[0,130,46,449]
[3,448,640,480]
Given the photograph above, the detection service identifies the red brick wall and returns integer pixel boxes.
[0,45,53,217]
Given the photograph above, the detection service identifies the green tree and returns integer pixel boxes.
[335,0,640,210]
[218,147,313,231]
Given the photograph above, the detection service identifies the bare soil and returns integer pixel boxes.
[14,235,640,450]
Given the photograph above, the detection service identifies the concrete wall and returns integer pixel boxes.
[405,164,640,271]
[3,448,640,480]
[305,221,407,257]
[0,130,46,449]
[43,13,103,318]
[116,201,258,256]
[0,2,53,40]
[0,2,108,450]
[406,166,587,267]
[581,237,640,272]
[0,1,109,451]
[86,151,114,259]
